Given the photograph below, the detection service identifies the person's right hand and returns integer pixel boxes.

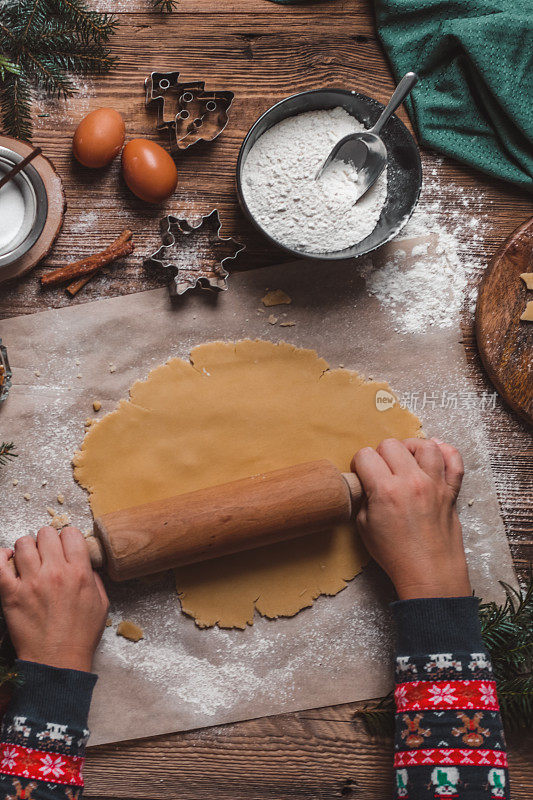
[0,526,109,672]
[352,438,471,601]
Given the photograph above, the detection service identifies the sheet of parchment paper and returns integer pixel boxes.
[0,257,516,746]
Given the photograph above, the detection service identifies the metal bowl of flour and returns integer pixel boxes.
[236,88,422,261]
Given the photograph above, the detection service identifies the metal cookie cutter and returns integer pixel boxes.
[145,71,234,152]
[144,209,245,297]
[0,338,12,402]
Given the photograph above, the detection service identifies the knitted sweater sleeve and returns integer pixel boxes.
[392,597,509,799]
[0,660,97,800]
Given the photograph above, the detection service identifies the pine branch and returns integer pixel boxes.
[0,667,21,691]
[21,50,77,97]
[0,442,17,467]
[496,675,533,732]
[0,55,21,80]
[0,625,21,693]
[0,0,118,139]
[152,0,179,11]
[50,50,118,76]
[46,0,118,43]
[354,694,395,738]
[480,581,533,666]
[20,0,46,45]
[0,72,33,141]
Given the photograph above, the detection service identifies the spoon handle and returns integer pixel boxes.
[370,72,418,137]
[0,147,42,191]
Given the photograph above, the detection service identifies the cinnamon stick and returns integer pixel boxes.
[65,230,132,297]
[65,274,95,297]
[65,230,134,297]
[41,230,134,288]
[103,229,133,250]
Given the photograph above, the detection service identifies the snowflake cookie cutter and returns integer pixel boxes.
[145,71,234,153]
[144,209,245,297]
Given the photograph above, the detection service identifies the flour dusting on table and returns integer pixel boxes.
[242,107,387,254]
[360,165,489,333]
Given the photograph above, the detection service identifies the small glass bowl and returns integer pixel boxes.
[0,146,48,271]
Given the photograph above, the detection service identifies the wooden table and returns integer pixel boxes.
[1,0,531,796]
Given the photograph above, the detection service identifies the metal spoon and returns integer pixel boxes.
[316,72,418,201]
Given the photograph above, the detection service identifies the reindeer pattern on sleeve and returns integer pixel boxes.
[394,651,509,799]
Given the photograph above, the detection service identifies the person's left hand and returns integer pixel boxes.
[0,527,109,672]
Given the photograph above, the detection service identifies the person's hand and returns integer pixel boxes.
[0,526,109,672]
[352,438,471,600]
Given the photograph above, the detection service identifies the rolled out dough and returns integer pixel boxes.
[74,341,422,628]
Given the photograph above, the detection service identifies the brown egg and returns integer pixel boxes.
[121,139,178,204]
[73,108,125,169]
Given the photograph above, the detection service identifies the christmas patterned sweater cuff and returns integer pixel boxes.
[0,660,97,789]
[392,597,509,799]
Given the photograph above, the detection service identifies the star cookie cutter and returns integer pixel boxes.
[144,209,245,297]
[145,71,234,152]
[0,338,12,402]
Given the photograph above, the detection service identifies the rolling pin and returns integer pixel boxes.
[84,459,363,581]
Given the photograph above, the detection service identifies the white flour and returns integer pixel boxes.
[360,164,489,334]
[70,210,99,234]
[241,107,387,254]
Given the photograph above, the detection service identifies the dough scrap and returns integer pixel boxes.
[117,620,144,642]
[73,340,422,629]
[520,273,533,290]
[520,301,533,321]
[262,289,292,307]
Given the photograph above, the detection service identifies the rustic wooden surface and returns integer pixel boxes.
[0,0,532,796]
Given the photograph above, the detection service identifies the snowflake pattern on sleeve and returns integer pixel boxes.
[0,713,88,800]
[394,652,509,799]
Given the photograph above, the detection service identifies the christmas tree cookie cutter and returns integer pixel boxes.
[144,209,245,297]
[145,71,234,152]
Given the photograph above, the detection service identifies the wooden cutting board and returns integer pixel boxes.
[475,216,533,427]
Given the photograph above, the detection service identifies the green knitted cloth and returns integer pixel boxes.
[375,0,533,190]
[266,0,533,190]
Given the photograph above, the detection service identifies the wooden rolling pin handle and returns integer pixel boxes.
[341,471,362,504]
[85,535,105,570]
[93,459,364,582]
